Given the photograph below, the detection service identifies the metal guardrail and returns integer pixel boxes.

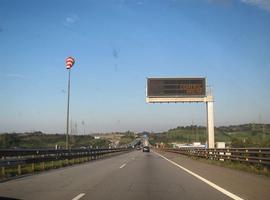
[162,148,270,166]
[0,148,131,178]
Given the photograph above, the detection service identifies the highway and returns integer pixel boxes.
[0,150,269,200]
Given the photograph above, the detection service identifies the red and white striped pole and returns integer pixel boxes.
[65,57,75,149]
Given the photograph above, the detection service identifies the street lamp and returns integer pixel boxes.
[65,56,75,149]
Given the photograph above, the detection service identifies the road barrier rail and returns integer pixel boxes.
[161,147,270,166]
[0,148,131,179]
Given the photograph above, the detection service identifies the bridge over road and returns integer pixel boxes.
[0,150,269,200]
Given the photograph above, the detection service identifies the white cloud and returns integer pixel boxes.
[64,14,79,26]
[240,0,270,11]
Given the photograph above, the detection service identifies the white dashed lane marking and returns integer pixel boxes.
[72,193,85,200]
[120,163,126,168]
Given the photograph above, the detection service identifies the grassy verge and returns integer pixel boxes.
[0,151,130,181]
[0,157,91,181]
[192,157,270,176]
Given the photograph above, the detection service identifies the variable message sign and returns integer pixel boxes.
[147,78,206,98]
[146,77,215,148]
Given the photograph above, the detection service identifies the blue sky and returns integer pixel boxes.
[0,0,270,133]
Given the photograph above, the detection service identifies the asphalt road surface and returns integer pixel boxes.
[0,150,269,200]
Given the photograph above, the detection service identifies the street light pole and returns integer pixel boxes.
[65,56,75,150]
[66,69,71,149]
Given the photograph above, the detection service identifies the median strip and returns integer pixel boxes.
[154,151,244,200]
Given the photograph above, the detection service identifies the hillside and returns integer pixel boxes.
[0,131,110,149]
[149,123,270,148]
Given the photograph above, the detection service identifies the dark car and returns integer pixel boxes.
[142,146,150,152]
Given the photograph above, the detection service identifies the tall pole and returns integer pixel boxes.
[206,100,215,148]
[66,69,71,149]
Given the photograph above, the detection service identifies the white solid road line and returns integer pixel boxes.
[120,163,126,168]
[154,151,244,200]
[72,193,85,200]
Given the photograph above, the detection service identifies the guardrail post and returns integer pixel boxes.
[91,150,93,160]
[78,155,80,163]
[1,156,5,177]
[18,156,21,175]
[87,151,90,161]
[81,154,84,163]
[1,166,5,177]
[79,153,82,163]
[84,151,86,161]
[60,158,63,167]
[18,165,21,175]
[41,159,45,171]
[42,153,46,170]
[31,155,35,172]
[68,151,71,165]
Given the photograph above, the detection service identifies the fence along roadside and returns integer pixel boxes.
[161,148,270,166]
[0,148,131,180]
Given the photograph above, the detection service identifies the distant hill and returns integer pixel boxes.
[149,123,270,148]
[0,131,110,149]
[1,124,269,149]
[0,131,138,149]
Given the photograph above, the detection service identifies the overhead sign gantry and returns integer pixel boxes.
[146,77,215,148]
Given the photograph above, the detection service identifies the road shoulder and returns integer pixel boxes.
[155,150,270,200]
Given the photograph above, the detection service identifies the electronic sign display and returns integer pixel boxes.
[147,78,206,98]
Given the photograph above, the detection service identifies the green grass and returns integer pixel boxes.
[201,158,269,176]
[0,157,93,180]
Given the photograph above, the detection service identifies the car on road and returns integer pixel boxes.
[142,146,150,152]
[136,146,141,150]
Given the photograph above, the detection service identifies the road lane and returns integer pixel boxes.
[81,150,229,200]
[0,150,268,200]
[0,151,135,200]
